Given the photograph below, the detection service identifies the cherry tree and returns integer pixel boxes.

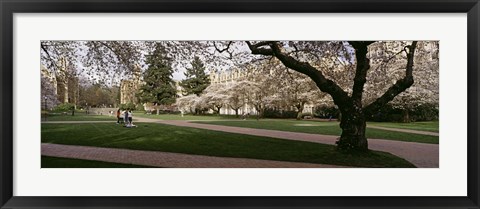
[270,64,326,119]
[239,63,281,119]
[362,41,439,122]
[239,41,421,152]
[224,80,249,117]
[41,67,60,110]
[176,94,201,114]
[200,83,229,114]
[40,40,438,153]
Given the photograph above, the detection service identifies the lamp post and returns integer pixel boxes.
[44,96,48,121]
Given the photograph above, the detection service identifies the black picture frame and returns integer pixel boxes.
[1,0,479,208]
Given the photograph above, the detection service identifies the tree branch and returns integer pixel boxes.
[96,41,130,66]
[40,42,59,73]
[213,41,233,53]
[213,41,234,58]
[246,41,274,56]
[349,41,373,105]
[254,41,351,109]
[363,41,418,115]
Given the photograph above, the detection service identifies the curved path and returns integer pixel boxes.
[42,117,439,168]
[367,125,439,136]
[152,120,438,168]
[42,143,347,168]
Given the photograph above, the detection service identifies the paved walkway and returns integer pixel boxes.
[42,118,151,124]
[42,143,347,168]
[42,117,439,168]
[306,118,438,136]
[42,121,114,124]
[152,120,439,168]
[367,125,439,136]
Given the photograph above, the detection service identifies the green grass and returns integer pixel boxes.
[194,120,439,144]
[135,113,244,121]
[42,156,154,168]
[368,121,439,133]
[45,114,115,121]
[41,123,415,168]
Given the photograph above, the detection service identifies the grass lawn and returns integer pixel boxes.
[194,120,438,144]
[45,113,115,121]
[134,113,243,121]
[41,123,415,168]
[42,156,154,168]
[368,121,439,133]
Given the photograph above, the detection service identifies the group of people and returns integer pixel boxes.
[116,109,136,127]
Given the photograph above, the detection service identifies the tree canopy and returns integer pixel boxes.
[180,56,211,96]
[138,43,176,105]
[41,40,439,152]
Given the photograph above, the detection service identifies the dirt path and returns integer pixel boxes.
[42,143,347,168]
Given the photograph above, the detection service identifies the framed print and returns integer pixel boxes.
[1,0,479,208]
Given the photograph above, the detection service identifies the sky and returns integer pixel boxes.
[75,41,240,85]
[172,67,187,81]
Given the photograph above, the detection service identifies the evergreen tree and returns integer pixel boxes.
[180,56,210,96]
[138,44,176,105]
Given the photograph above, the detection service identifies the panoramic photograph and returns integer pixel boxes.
[40,41,439,168]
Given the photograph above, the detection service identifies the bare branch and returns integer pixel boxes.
[213,41,233,53]
[40,43,57,71]
[266,41,351,108]
[364,41,418,114]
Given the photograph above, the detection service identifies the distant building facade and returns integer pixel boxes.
[120,64,142,105]
[207,68,316,116]
[208,68,255,115]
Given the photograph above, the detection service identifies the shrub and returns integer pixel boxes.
[366,103,438,122]
[263,108,297,119]
[314,106,340,119]
[300,112,313,119]
[119,102,137,111]
[410,103,439,121]
[156,110,181,114]
[135,103,144,111]
[53,103,75,112]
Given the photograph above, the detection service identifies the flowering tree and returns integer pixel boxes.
[175,94,201,114]
[362,41,439,122]
[224,80,249,117]
[200,83,229,114]
[41,75,59,110]
[41,40,439,153]
[272,67,325,119]
[240,41,422,152]
[241,65,280,119]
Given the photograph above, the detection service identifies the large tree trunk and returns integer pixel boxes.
[63,80,69,103]
[234,109,239,117]
[73,92,77,110]
[336,108,368,152]
[402,108,410,123]
[246,41,418,153]
[255,106,262,121]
